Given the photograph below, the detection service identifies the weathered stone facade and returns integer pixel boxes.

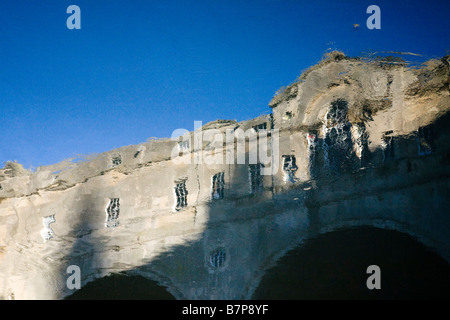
[1,52,449,299]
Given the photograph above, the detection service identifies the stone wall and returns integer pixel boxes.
[0,52,449,299]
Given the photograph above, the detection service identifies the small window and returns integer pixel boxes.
[306,132,318,178]
[249,164,264,194]
[252,123,267,132]
[178,140,190,153]
[282,155,298,183]
[174,180,188,211]
[106,198,120,228]
[41,215,56,241]
[134,146,145,159]
[209,248,227,269]
[283,112,293,120]
[306,133,318,149]
[417,126,433,156]
[134,145,146,158]
[111,154,122,166]
[326,99,348,126]
[211,172,225,200]
[381,131,395,162]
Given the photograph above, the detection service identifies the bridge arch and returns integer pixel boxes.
[64,269,182,300]
[250,224,450,299]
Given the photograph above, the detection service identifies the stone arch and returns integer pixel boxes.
[301,85,359,126]
[244,215,450,300]
[250,222,450,299]
[64,268,183,300]
[322,98,356,173]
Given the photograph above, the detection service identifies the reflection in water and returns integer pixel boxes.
[64,227,450,300]
[253,227,450,299]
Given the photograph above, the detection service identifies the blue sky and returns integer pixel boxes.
[1,0,449,168]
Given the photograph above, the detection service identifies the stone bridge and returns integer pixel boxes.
[1,52,449,299]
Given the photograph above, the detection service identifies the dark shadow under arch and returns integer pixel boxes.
[252,226,450,299]
[65,273,175,300]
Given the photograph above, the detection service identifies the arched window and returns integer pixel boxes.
[323,99,355,173]
[249,164,264,194]
[417,125,434,156]
[174,180,188,211]
[41,215,56,241]
[106,198,120,228]
[211,172,225,200]
[282,155,298,183]
[111,154,122,166]
[209,248,227,269]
